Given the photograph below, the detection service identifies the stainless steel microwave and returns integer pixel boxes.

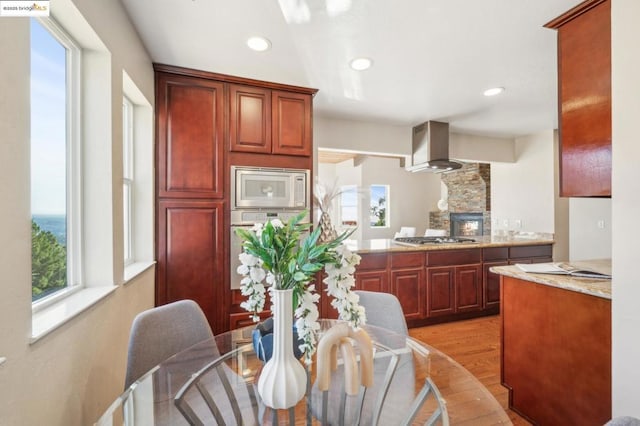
[231,166,310,210]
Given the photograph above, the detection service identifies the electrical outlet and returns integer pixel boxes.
[514,219,522,229]
[597,219,605,229]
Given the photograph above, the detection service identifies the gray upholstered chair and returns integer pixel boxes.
[605,417,640,426]
[354,290,409,336]
[124,299,213,389]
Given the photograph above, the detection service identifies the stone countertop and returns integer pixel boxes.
[344,235,554,254]
[490,259,612,300]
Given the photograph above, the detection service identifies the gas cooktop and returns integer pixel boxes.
[394,236,477,246]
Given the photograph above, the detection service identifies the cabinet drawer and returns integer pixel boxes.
[427,249,481,267]
[357,253,388,270]
[390,252,425,269]
[483,247,509,261]
[510,245,553,259]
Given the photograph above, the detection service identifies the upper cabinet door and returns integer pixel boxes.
[272,91,312,156]
[229,84,272,153]
[546,0,611,197]
[157,73,225,199]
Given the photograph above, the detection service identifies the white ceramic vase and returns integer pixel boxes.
[257,288,307,409]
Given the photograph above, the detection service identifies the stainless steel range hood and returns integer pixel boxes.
[406,121,463,172]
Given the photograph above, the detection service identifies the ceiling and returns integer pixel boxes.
[120,0,582,138]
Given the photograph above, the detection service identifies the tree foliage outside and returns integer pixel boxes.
[370,196,386,227]
[32,220,67,300]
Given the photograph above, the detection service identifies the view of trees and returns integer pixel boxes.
[31,220,66,300]
[370,196,386,227]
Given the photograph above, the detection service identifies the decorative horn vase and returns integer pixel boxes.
[257,288,307,409]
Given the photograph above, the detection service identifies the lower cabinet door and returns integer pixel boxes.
[483,261,508,308]
[157,200,225,334]
[455,264,482,312]
[390,268,424,321]
[355,270,388,293]
[426,267,455,317]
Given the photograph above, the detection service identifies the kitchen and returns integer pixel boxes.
[0,0,639,425]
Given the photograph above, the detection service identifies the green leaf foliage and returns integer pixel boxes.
[31,220,67,300]
[236,210,356,290]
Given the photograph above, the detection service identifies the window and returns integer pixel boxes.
[340,185,358,226]
[123,96,134,265]
[30,18,81,303]
[370,185,389,227]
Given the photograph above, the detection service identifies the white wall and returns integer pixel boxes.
[611,0,640,417]
[491,130,556,233]
[315,116,516,164]
[569,198,612,261]
[0,1,156,424]
[450,133,516,163]
[318,157,441,241]
[317,160,364,240]
[360,157,440,240]
[315,116,412,156]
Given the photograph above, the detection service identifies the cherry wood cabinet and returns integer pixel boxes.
[426,267,455,317]
[545,0,611,197]
[229,86,312,157]
[354,253,389,293]
[155,64,317,333]
[272,91,312,156]
[156,73,225,199]
[426,249,483,318]
[507,244,553,265]
[482,247,509,309]
[156,200,225,334]
[390,253,425,321]
[483,261,507,309]
[348,244,552,327]
[229,84,272,154]
[455,264,483,313]
[501,275,611,424]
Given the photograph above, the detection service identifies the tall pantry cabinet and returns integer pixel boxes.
[154,64,316,334]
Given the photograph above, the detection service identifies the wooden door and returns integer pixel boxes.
[156,200,225,334]
[229,84,272,153]
[272,91,312,156]
[426,267,455,317]
[390,268,424,321]
[355,270,388,293]
[156,74,224,199]
[455,264,482,312]
[483,261,508,309]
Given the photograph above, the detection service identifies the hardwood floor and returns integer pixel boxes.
[409,315,531,425]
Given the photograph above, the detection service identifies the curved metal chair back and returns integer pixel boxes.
[125,300,213,389]
[174,343,259,425]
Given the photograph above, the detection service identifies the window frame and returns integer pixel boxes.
[122,95,134,266]
[31,16,83,312]
[339,184,358,227]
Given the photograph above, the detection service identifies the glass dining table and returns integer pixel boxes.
[96,319,510,425]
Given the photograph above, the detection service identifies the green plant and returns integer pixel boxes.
[235,211,365,361]
[31,220,66,299]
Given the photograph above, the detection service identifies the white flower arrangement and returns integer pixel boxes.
[235,211,365,363]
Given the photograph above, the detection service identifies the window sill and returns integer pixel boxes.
[31,286,117,343]
[124,261,155,284]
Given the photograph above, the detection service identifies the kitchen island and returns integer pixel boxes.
[491,260,611,425]
[320,235,554,327]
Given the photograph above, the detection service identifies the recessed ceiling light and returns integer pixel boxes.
[483,87,505,97]
[350,57,373,71]
[247,36,271,52]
